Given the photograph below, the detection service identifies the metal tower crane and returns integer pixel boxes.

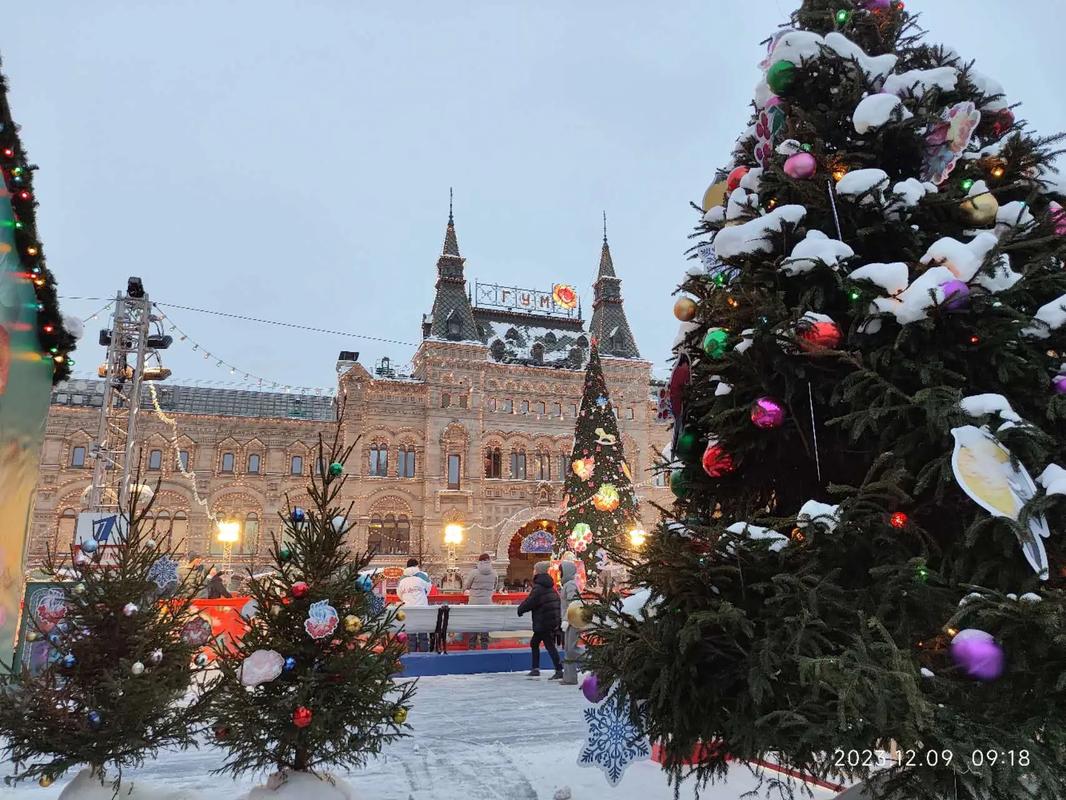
[83,277,172,521]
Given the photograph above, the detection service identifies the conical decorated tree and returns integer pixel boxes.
[558,341,640,579]
[209,426,415,792]
[588,3,1066,799]
[0,487,212,791]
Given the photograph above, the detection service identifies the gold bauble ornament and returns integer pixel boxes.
[39,775,54,788]
[344,614,363,633]
[701,180,728,212]
[673,297,698,322]
[395,610,406,622]
[26,631,40,642]
[566,600,594,632]
[393,707,408,724]
[960,192,999,225]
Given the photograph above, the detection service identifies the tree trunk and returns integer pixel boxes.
[294,747,308,772]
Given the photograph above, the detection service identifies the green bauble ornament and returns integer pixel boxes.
[675,430,699,460]
[669,469,690,498]
[279,545,293,562]
[702,328,729,358]
[766,60,797,95]
[328,461,343,477]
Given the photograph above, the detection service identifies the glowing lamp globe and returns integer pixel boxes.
[628,528,648,548]
[443,523,465,546]
[216,520,240,545]
[750,397,785,429]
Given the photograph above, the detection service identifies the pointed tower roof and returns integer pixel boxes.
[588,217,640,359]
[426,190,479,342]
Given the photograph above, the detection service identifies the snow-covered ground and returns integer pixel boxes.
[0,673,841,800]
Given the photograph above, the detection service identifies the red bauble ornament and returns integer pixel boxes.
[668,355,691,422]
[989,108,1015,139]
[798,320,843,352]
[726,166,749,192]
[293,706,313,728]
[290,581,309,599]
[889,512,908,529]
[701,441,734,478]
[213,723,230,740]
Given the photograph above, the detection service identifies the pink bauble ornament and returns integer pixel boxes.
[783,152,817,180]
[863,0,891,8]
[1052,375,1066,395]
[798,320,843,352]
[950,629,1005,682]
[751,397,785,429]
[1050,201,1066,236]
[939,279,970,311]
[701,441,735,478]
[396,632,409,644]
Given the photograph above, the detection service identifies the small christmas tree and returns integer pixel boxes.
[589,2,1066,799]
[0,486,212,790]
[209,427,415,791]
[558,341,640,580]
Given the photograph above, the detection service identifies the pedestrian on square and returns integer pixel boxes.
[398,558,432,652]
[558,560,581,684]
[516,561,562,678]
[463,553,497,650]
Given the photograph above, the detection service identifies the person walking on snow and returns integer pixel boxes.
[397,558,432,652]
[463,553,497,650]
[517,561,562,678]
[558,560,581,684]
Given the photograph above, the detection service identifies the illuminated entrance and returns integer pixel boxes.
[506,519,556,588]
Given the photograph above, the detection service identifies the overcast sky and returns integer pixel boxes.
[5,1,1062,390]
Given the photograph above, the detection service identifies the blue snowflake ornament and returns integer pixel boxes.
[594,395,609,410]
[147,557,180,592]
[577,690,650,787]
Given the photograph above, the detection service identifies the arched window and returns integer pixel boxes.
[70,446,86,468]
[154,511,171,546]
[247,453,261,474]
[221,452,235,474]
[490,340,506,361]
[487,397,497,412]
[244,512,260,555]
[396,515,411,554]
[57,508,77,543]
[446,315,462,339]
[536,452,551,481]
[315,457,324,476]
[484,447,502,479]
[173,511,189,545]
[557,453,569,480]
[531,343,545,363]
[290,455,304,475]
[369,444,388,476]
[448,454,461,489]
[458,394,468,409]
[368,515,383,554]
[532,402,545,415]
[177,450,190,471]
[520,400,530,414]
[148,449,162,470]
[510,449,527,480]
[441,393,451,408]
[552,403,561,417]
[382,514,398,554]
[398,446,416,478]
[654,470,667,487]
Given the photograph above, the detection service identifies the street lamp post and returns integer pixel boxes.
[443,523,464,582]
[216,519,241,572]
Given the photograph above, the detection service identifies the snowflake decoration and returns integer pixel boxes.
[594,395,609,409]
[147,556,180,591]
[577,691,650,786]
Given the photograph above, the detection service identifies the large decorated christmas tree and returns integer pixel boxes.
[588,2,1066,799]
[209,429,415,796]
[558,342,640,580]
[0,489,212,791]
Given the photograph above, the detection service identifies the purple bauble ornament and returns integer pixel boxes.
[863,0,891,8]
[939,279,970,311]
[751,397,786,429]
[1052,374,1066,395]
[581,673,607,704]
[951,629,1005,682]
[783,152,817,180]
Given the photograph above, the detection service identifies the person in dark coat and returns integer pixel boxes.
[516,561,562,678]
[206,571,231,599]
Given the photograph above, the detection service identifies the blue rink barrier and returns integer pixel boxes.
[399,647,532,677]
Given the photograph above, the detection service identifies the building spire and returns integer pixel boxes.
[442,187,460,257]
[589,220,639,359]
